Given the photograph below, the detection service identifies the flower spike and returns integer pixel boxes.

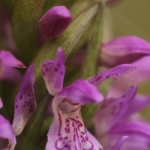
[12,65,37,135]
[41,47,66,96]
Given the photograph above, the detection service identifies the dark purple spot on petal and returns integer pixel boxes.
[29,103,34,112]
[20,95,22,99]
[96,76,101,81]
[54,68,58,72]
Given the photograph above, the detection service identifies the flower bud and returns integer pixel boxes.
[39,6,72,37]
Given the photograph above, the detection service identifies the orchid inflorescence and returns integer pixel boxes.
[0,0,150,150]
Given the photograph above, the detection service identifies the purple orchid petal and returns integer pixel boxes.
[101,36,150,67]
[108,56,150,94]
[45,87,103,150]
[89,64,136,87]
[94,85,137,134]
[110,136,128,150]
[0,57,3,75]
[41,47,66,96]
[123,95,150,119]
[58,79,104,105]
[0,115,16,150]
[0,65,22,85]
[12,65,37,135]
[104,136,128,150]
[0,50,25,68]
[108,122,150,150]
[39,6,72,37]
[0,97,3,108]
[101,36,150,56]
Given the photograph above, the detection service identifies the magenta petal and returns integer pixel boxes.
[102,36,150,56]
[0,115,16,150]
[41,47,65,95]
[0,50,25,68]
[39,6,72,37]
[45,91,103,150]
[58,79,104,105]
[0,65,22,85]
[12,65,37,135]
[109,122,150,150]
[103,136,128,150]
[0,97,3,108]
[109,136,128,150]
[89,64,136,86]
[95,85,137,134]
[109,56,150,93]
[126,95,150,117]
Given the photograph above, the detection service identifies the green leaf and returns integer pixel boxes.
[80,4,104,126]
[15,94,52,150]
[33,2,99,103]
[12,0,45,64]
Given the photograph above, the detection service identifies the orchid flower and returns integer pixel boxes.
[94,85,150,150]
[41,47,136,150]
[0,50,25,85]
[0,98,16,150]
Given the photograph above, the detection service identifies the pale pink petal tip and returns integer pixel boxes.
[39,6,72,37]
[0,115,16,150]
[0,50,26,68]
[12,65,37,135]
[41,47,65,96]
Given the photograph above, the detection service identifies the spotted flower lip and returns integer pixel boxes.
[12,65,37,136]
[41,47,136,150]
[0,99,16,150]
[39,6,72,38]
[94,85,150,150]
[100,36,150,67]
[0,50,26,84]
